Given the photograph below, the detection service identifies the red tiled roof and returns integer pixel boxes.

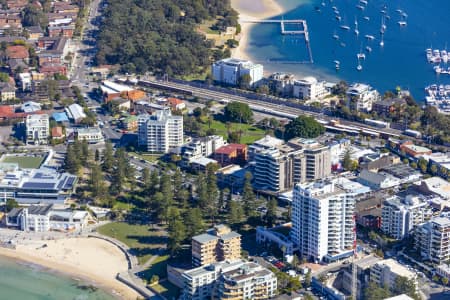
[6,45,29,59]
[0,105,14,117]
[215,144,247,155]
[51,126,63,137]
[167,97,184,105]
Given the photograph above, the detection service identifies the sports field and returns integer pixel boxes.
[1,155,45,169]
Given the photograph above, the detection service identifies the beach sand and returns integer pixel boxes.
[231,0,285,60]
[0,237,140,299]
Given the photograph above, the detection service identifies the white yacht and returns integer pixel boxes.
[398,21,407,26]
[365,34,375,40]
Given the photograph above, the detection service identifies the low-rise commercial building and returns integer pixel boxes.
[181,259,277,300]
[65,103,86,123]
[71,127,104,144]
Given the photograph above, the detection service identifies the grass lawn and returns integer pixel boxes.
[97,222,167,264]
[2,155,45,169]
[112,200,135,211]
[129,152,162,163]
[151,281,180,300]
[139,254,170,281]
[200,120,265,144]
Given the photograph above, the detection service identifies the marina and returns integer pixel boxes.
[425,84,450,114]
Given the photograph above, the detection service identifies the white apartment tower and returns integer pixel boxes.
[212,58,263,86]
[381,195,432,240]
[26,114,49,145]
[138,109,183,153]
[346,83,380,112]
[291,180,356,262]
[415,217,450,264]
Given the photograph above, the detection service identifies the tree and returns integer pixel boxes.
[418,158,428,173]
[393,276,420,300]
[242,172,256,217]
[184,208,204,239]
[94,149,100,162]
[442,277,449,286]
[5,199,18,212]
[90,163,105,198]
[284,115,325,140]
[0,72,9,82]
[364,281,391,300]
[430,164,438,175]
[167,207,186,255]
[102,141,114,172]
[228,201,244,225]
[65,143,81,174]
[206,164,219,221]
[142,168,151,191]
[265,198,277,226]
[224,102,253,124]
[304,270,312,287]
[238,74,252,89]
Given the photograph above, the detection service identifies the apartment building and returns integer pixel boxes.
[248,135,284,161]
[181,259,277,300]
[212,58,263,86]
[381,195,432,240]
[138,109,183,153]
[346,83,380,112]
[292,76,330,100]
[26,114,49,145]
[181,135,227,161]
[192,224,241,267]
[253,139,331,192]
[291,180,356,263]
[267,72,295,96]
[370,259,417,291]
[415,217,450,264]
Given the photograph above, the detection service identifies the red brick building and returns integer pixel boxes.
[212,144,248,166]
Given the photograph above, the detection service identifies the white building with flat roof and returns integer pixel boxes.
[138,109,183,153]
[291,180,355,263]
[212,58,263,86]
[370,259,417,291]
[181,259,276,300]
[65,103,86,123]
[26,114,49,145]
[293,76,330,100]
[346,83,380,112]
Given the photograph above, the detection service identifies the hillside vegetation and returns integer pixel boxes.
[96,0,238,76]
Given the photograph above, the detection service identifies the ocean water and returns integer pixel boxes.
[0,256,115,300]
[245,0,450,100]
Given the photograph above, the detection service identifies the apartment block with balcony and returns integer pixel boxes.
[26,114,49,145]
[212,58,263,86]
[253,139,331,192]
[346,83,380,113]
[191,224,241,267]
[291,180,355,263]
[381,195,432,240]
[415,217,450,264]
[137,109,183,153]
[181,259,277,300]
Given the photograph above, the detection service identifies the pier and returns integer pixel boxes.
[240,18,313,63]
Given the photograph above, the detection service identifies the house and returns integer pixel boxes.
[51,126,64,139]
[189,157,219,172]
[0,82,15,101]
[39,64,67,77]
[167,97,186,110]
[25,26,44,40]
[212,144,248,166]
[6,0,28,10]
[65,103,86,123]
[6,45,29,63]
[372,98,406,115]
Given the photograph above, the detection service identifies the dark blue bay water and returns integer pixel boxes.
[245,0,450,100]
[0,256,115,300]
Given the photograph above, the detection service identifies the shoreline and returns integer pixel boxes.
[0,237,140,300]
[231,0,286,61]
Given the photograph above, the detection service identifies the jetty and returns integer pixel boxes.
[240,18,314,63]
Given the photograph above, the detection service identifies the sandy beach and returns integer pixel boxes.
[231,0,285,60]
[0,237,140,299]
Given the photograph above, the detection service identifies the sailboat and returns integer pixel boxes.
[357,44,366,60]
[357,58,363,71]
[380,15,387,34]
[334,60,340,70]
[354,18,359,36]
[380,33,385,47]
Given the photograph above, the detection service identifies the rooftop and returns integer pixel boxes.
[192,233,218,244]
[374,259,416,279]
[215,144,247,155]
